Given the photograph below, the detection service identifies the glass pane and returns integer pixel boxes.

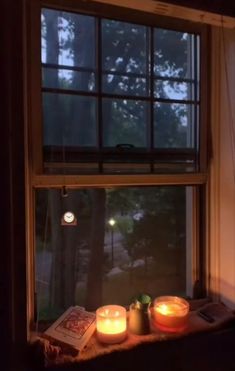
[102,19,148,75]
[35,186,191,321]
[43,93,97,146]
[41,8,95,68]
[154,29,194,79]
[102,73,148,97]
[42,68,96,91]
[154,103,195,148]
[155,80,194,101]
[102,99,148,147]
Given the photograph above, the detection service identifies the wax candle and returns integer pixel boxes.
[153,296,189,332]
[96,305,127,344]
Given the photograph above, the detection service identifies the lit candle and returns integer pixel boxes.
[153,296,189,332]
[96,305,127,344]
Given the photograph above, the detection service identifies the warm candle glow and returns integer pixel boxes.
[153,296,189,332]
[96,305,127,343]
[157,302,188,316]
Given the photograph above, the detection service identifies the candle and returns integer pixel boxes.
[153,296,189,332]
[96,305,127,344]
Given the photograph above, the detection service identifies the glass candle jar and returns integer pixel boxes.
[153,296,189,332]
[96,305,127,344]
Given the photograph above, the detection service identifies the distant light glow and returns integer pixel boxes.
[108,218,116,226]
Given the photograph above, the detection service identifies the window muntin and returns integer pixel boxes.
[35,186,193,320]
[42,67,97,92]
[41,8,201,174]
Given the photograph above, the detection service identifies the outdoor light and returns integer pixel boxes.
[108,218,116,227]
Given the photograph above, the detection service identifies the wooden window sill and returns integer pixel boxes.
[29,299,235,370]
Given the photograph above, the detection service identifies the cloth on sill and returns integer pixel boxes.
[30,299,235,369]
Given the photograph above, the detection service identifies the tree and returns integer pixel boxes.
[85,189,106,310]
[41,9,106,315]
[108,187,186,282]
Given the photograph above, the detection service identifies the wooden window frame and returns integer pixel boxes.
[26,0,209,327]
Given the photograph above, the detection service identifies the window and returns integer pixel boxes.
[28,1,208,324]
[35,186,195,320]
[35,6,205,175]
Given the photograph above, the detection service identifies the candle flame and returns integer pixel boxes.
[156,302,188,317]
[158,304,170,315]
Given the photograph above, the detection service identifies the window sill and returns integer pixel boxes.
[29,299,235,370]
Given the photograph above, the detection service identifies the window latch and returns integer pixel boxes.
[116,144,135,150]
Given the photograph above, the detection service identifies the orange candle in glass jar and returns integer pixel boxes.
[96,305,127,344]
[153,296,189,332]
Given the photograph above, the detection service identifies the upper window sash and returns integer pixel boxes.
[28,0,209,177]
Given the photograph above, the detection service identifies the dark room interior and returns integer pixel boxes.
[2,1,235,370]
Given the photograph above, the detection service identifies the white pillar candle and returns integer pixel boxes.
[96,305,127,344]
[153,296,189,332]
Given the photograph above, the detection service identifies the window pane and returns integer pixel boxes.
[154,29,194,79]
[102,19,148,76]
[102,99,148,147]
[42,68,96,92]
[43,93,97,146]
[154,102,195,148]
[41,9,96,68]
[40,10,202,174]
[102,73,148,97]
[154,80,194,101]
[35,186,192,321]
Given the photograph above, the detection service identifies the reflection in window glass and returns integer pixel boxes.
[154,102,195,148]
[43,93,97,146]
[35,186,192,321]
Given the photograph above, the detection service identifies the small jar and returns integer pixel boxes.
[128,294,152,335]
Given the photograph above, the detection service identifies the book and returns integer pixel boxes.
[197,302,234,324]
[44,306,96,351]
